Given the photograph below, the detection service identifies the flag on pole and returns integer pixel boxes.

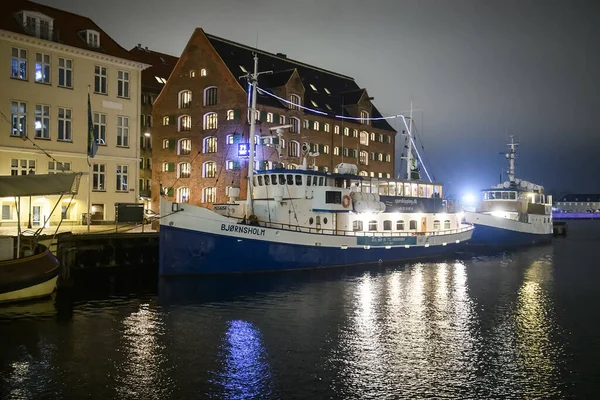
[88,92,98,158]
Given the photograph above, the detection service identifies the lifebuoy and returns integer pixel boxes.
[342,195,351,208]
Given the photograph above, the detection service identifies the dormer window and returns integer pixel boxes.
[20,11,54,40]
[360,110,369,125]
[85,30,100,48]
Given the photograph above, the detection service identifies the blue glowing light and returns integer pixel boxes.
[238,143,249,157]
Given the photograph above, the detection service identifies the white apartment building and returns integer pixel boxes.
[0,1,148,226]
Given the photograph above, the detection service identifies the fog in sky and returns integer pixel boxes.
[40,0,600,196]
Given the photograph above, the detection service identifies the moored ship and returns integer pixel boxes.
[463,136,552,247]
[158,55,473,275]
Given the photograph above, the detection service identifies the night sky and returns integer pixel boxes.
[39,0,600,196]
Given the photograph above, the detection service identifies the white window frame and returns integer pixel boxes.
[92,163,105,191]
[11,101,27,137]
[226,110,234,120]
[94,65,107,94]
[117,70,130,98]
[116,165,128,192]
[266,113,273,123]
[11,48,27,80]
[86,30,100,47]
[35,52,50,83]
[116,116,129,147]
[35,104,50,139]
[10,159,36,176]
[290,117,300,133]
[93,112,106,145]
[58,57,72,88]
[57,107,72,141]
[360,110,369,125]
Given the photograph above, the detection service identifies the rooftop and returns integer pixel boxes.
[205,32,395,132]
[1,0,140,63]
[129,45,179,92]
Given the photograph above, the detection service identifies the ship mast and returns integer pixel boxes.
[244,53,271,218]
[405,102,414,181]
[506,135,518,182]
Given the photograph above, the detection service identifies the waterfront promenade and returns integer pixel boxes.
[0,223,156,236]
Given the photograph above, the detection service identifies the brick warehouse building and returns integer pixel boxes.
[151,28,396,208]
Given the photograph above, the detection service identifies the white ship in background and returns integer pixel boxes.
[464,136,552,247]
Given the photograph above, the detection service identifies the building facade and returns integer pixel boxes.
[554,194,600,213]
[128,45,178,211]
[0,0,148,226]
[151,28,396,209]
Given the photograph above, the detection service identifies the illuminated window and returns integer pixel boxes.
[290,94,301,110]
[303,119,309,129]
[162,116,170,126]
[344,127,349,136]
[227,110,235,120]
[359,150,368,165]
[324,87,331,94]
[179,115,191,131]
[202,187,216,203]
[266,113,273,122]
[201,68,207,76]
[309,84,317,91]
[203,161,217,178]
[324,123,330,133]
[11,48,27,80]
[314,121,320,131]
[226,134,234,145]
[333,146,339,156]
[203,136,217,153]
[179,90,192,108]
[360,110,369,125]
[178,138,191,155]
[177,162,191,178]
[385,154,391,162]
[177,187,189,203]
[334,125,340,135]
[203,112,217,130]
[279,115,285,124]
[35,53,50,83]
[360,131,369,146]
[189,70,196,78]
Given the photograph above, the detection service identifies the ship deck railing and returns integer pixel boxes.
[227,216,473,237]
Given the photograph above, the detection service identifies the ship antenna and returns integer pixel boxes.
[506,135,518,182]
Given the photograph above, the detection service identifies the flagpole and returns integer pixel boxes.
[87,86,92,233]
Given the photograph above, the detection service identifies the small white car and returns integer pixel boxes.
[143,209,160,224]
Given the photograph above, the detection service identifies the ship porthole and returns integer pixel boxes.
[309,217,314,225]
[323,217,328,224]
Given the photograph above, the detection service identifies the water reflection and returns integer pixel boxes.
[515,256,564,398]
[331,262,479,398]
[212,320,273,399]
[115,303,171,400]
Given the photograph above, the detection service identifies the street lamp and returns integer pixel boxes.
[27,168,34,228]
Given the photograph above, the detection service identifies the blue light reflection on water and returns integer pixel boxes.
[210,319,273,400]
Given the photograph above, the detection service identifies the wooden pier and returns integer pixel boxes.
[54,231,158,287]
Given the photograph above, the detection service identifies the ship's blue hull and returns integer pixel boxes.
[468,223,552,247]
[159,225,460,275]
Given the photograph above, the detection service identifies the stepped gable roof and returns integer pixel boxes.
[129,46,179,92]
[1,0,140,63]
[206,33,395,132]
[556,194,600,202]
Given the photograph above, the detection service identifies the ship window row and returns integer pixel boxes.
[353,219,451,232]
[484,191,517,200]
[254,174,325,187]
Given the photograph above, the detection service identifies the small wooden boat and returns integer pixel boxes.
[0,242,60,303]
[0,173,82,304]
